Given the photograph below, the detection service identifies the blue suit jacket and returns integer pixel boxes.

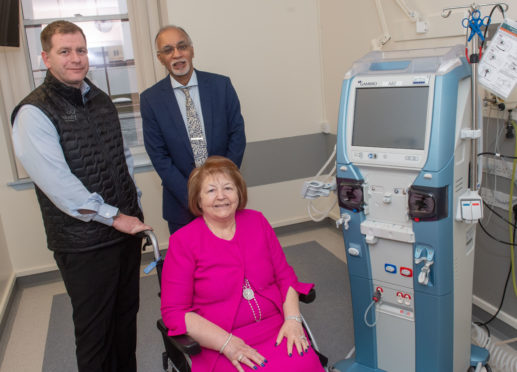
[140,70,246,225]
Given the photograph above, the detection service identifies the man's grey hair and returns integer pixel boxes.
[154,25,193,47]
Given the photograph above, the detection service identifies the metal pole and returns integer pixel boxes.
[471,34,479,191]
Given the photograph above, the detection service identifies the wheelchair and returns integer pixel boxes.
[142,230,329,372]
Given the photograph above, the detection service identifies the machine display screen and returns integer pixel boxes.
[352,86,429,150]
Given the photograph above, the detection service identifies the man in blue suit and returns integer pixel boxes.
[141,25,246,233]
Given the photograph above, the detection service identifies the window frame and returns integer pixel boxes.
[3,0,167,187]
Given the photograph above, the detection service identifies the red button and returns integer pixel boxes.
[400,267,413,277]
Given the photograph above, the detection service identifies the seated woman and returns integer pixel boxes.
[161,156,325,372]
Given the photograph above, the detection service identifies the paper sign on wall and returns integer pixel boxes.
[478,18,517,99]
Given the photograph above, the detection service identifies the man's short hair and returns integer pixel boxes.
[154,25,192,47]
[40,20,86,52]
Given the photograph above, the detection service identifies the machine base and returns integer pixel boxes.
[333,344,489,372]
[333,358,385,372]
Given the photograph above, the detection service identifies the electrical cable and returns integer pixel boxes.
[477,152,517,160]
[477,263,511,327]
[478,220,517,246]
[507,120,517,297]
[480,4,506,52]
[475,206,514,332]
[482,202,517,230]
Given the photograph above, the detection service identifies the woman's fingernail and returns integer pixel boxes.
[289,353,292,357]
[274,342,278,347]
[300,351,304,356]
[260,363,265,367]
[305,348,308,353]
[264,359,268,363]
[253,366,258,370]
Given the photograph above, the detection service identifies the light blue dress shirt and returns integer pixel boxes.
[170,71,207,138]
[12,82,141,227]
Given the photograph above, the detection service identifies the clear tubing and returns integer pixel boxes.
[471,323,517,371]
[307,145,338,222]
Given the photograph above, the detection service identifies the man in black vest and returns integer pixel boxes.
[11,21,151,372]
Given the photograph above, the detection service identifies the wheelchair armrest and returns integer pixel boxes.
[156,288,315,357]
[157,319,202,356]
[299,288,316,304]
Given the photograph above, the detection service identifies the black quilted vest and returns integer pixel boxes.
[11,72,143,252]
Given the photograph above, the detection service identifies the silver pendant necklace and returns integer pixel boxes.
[243,278,262,322]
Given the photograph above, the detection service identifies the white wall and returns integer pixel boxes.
[164,0,328,228]
[0,87,15,322]
[166,0,325,142]
[0,0,327,277]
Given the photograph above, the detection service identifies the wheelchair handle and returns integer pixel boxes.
[141,229,161,262]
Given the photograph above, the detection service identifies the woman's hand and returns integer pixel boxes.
[275,318,309,357]
[222,334,267,371]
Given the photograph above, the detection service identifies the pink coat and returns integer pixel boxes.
[160,209,313,370]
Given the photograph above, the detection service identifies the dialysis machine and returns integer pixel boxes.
[332,45,487,372]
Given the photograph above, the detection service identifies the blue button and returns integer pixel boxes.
[385,264,397,274]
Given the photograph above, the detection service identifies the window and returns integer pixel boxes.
[21,0,149,153]
[3,0,164,184]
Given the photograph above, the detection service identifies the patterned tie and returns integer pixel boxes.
[182,87,208,167]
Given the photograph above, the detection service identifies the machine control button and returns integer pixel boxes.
[471,202,482,219]
[385,264,397,274]
[348,247,360,256]
[400,267,413,277]
[383,193,392,204]
[461,201,474,220]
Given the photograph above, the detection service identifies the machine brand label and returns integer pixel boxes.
[357,80,378,87]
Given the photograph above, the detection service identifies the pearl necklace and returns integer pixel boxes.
[243,278,262,322]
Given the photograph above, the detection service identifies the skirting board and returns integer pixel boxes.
[0,272,16,330]
[14,262,59,278]
[473,295,517,331]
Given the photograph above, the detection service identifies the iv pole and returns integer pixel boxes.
[442,2,509,191]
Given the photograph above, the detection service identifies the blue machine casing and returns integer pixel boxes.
[333,46,484,372]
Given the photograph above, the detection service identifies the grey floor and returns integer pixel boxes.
[0,220,347,372]
[3,219,515,372]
